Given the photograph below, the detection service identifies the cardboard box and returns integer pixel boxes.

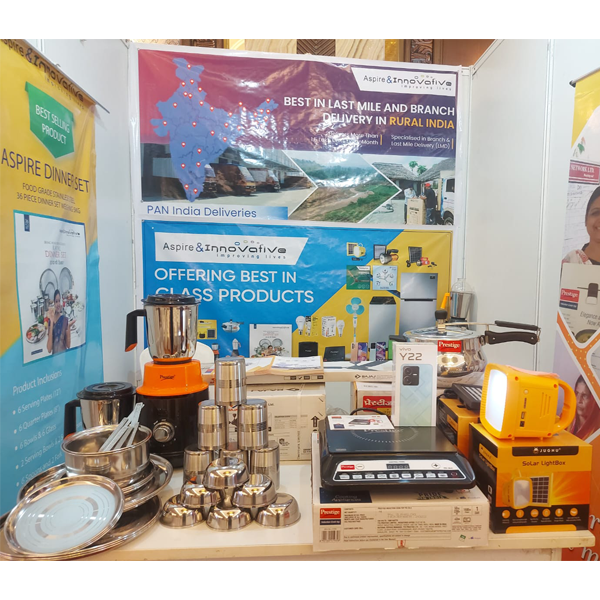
[352,382,394,417]
[437,396,479,459]
[311,433,489,551]
[392,342,437,427]
[470,423,592,533]
[407,196,426,225]
[559,263,600,342]
[247,383,326,460]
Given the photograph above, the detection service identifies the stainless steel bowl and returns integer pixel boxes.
[232,474,276,516]
[206,505,252,531]
[255,493,300,528]
[160,495,202,528]
[179,482,219,520]
[62,424,152,481]
[203,457,249,490]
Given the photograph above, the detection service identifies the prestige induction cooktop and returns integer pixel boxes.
[318,418,476,491]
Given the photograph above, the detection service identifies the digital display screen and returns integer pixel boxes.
[387,463,410,470]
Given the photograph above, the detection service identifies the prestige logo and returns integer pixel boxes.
[363,397,391,407]
[156,233,308,266]
[320,508,341,519]
[560,289,579,302]
[438,340,462,352]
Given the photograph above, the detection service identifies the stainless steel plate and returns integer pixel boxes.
[4,475,124,557]
[123,455,173,512]
[16,457,157,503]
[0,496,161,561]
[17,464,67,503]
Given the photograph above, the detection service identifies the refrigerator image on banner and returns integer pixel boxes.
[368,296,397,346]
[398,273,438,336]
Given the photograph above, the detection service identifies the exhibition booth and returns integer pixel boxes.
[1,38,599,562]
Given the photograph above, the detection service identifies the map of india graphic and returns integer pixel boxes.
[151,58,278,202]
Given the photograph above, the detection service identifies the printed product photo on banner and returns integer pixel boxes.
[135,47,459,225]
[14,212,87,364]
[0,40,103,515]
[142,220,452,359]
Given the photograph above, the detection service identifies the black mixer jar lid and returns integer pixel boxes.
[77,382,135,400]
[142,294,200,306]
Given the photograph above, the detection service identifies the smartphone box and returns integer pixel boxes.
[470,423,592,533]
[247,383,326,460]
[392,342,437,427]
[353,382,394,417]
[312,433,488,552]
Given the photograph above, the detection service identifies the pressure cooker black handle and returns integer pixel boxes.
[493,320,540,332]
[485,330,539,345]
[125,309,146,352]
[63,399,80,438]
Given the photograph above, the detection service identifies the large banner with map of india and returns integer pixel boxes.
[135,47,460,226]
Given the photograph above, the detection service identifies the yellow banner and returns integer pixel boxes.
[0,39,102,514]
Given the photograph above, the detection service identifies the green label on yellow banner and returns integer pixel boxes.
[25,82,74,158]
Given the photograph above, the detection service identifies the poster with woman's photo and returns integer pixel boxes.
[554,332,600,444]
[14,212,87,364]
[555,69,600,561]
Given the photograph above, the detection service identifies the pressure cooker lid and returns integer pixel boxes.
[404,326,479,340]
[142,294,200,306]
[77,382,135,400]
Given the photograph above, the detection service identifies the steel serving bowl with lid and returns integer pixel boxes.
[62,424,152,481]
[402,311,540,387]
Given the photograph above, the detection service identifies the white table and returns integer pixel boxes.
[82,463,594,561]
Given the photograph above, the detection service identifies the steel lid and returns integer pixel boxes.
[77,381,135,401]
[142,294,200,306]
[403,325,480,341]
[5,475,124,558]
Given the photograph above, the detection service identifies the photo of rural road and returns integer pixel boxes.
[287,151,400,223]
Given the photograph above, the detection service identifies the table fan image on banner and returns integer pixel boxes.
[346,298,364,361]
[502,471,553,509]
[480,364,576,439]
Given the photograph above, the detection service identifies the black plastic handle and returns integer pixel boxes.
[389,334,407,343]
[435,309,448,321]
[125,309,145,352]
[494,321,540,332]
[64,399,80,438]
[350,408,386,416]
[485,330,539,345]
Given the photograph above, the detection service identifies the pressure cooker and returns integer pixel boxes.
[401,310,540,387]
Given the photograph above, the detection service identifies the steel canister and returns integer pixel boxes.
[237,399,268,450]
[198,400,227,451]
[249,441,280,490]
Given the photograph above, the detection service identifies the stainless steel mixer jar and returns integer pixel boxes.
[125,294,200,362]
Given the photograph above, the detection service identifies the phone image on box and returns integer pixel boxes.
[399,364,433,426]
